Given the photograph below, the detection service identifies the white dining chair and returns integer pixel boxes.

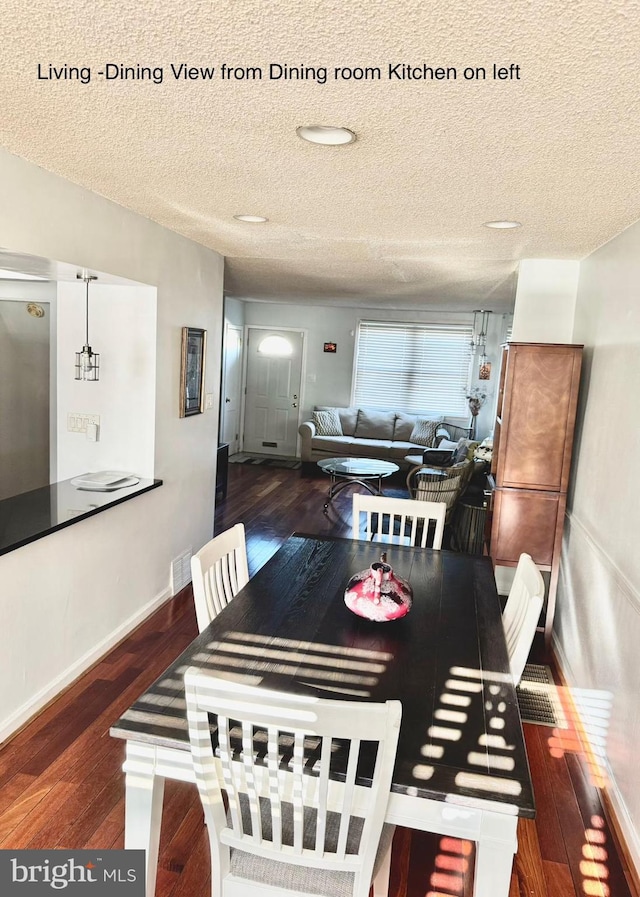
[191,523,249,632]
[352,493,446,549]
[502,553,545,686]
[185,668,402,897]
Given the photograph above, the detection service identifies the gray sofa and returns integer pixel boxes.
[299,406,471,467]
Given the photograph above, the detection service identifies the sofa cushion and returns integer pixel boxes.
[316,406,358,436]
[312,409,343,436]
[387,441,423,460]
[354,409,396,440]
[393,412,417,441]
[409,418,443,447]
[347,438,395,457]
[311,435,355,452]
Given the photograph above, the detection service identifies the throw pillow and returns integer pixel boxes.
[312,409,343,436]
[455,438,480,462]
[409,418,442,447]
[436,438,459,452]
[316,405,358,435]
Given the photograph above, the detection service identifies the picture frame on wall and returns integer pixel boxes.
[180,327,207,417]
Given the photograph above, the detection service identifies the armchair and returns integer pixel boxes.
[406,459,474,524]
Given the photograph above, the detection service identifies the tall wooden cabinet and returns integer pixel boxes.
[489,342,583,647]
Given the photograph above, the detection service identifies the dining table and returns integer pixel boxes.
[111,533,535,897]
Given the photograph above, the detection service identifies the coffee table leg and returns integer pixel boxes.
[324,476,387,513]
[323,473,337,513]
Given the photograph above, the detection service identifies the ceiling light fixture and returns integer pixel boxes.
[234,214,268,223]
[483,220,522,229]
[75,273,100,381]
[296,125,356,146]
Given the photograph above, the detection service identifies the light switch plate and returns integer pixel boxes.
[205,393,214,410]
[67,413,100,434]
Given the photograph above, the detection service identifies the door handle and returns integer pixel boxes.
[292,402,298,408]
[225,397,231,403]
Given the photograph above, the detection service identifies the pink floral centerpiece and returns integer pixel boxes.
[344,553,412,622]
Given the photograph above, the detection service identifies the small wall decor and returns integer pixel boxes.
[180,327,207,417]
[323,342,337,353]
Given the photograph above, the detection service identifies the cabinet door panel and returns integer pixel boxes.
[490,488,564,567]
[497,345,581,491]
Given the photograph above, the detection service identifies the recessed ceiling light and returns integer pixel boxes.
[483,220,522,229]
[233,215,268,223]
[296,125,356,146]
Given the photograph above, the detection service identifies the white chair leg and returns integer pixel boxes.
[371,838,393,897]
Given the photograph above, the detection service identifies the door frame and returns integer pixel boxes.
[240,325,308,457]
[220,322,244,456]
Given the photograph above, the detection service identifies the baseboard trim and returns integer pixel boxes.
[0,586,173,744]
[552,635,640,896]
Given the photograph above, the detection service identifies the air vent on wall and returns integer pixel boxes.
[170,548,192,595]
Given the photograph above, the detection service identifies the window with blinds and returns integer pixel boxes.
[352,321,473,416]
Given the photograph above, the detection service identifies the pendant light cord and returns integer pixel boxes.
[85,277,90,347]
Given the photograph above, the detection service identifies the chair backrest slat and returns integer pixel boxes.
[218,714,243,834]
[267,724,283,849]
[336,738,360,858]
[242,720,262,842]
[292,730,305,854]
[314,735,332,853]
[353,494,446,550]
[191,523,249,631]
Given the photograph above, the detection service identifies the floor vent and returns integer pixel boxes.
[170,549,192,595]
[517,663,567,728]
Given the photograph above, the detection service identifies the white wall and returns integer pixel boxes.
[243,301,505,440]
[224,296,245,329]
[554,221,640,868]
[0,148,224,740]
[512,259,580,342]
[56,281,156,480]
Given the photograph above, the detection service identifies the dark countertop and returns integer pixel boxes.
[0,476,162,556]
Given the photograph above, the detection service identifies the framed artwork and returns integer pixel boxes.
[323,342,337,353]
[180,327,207,417]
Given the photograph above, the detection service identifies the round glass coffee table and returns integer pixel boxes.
[317,457,400,513]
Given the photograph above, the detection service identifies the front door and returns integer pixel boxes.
[243,328,304,456]
[221,324,243,455]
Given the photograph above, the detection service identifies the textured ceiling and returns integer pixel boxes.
[1,0,640,311]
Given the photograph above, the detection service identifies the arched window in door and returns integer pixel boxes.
[257,335,293,357]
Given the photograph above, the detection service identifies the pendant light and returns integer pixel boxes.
[470,310,492,379]
[75,273,100,381]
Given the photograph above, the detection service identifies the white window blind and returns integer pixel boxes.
[353,321,472,416]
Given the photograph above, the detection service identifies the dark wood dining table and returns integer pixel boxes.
[111,533,534,897]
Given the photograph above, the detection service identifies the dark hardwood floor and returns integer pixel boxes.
[0,461,635,897]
